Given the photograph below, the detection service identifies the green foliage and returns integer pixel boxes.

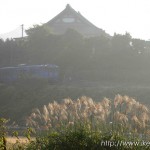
[0,116,149,149]
[25,125,149,150]
[0,118,7,150]
[23,127,36,141]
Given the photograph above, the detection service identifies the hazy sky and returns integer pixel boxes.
[0,0,150,40]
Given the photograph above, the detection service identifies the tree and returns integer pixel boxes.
[111,32,132,53]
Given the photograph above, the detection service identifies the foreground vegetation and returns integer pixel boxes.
[27,95,150,134]
[1,95,150,149]
[26,95,150,149]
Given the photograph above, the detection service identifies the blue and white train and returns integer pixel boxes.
[0,64,59,83]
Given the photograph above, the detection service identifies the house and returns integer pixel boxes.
[46,4,110,37]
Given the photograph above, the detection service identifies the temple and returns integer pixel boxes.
[46,4,110,37]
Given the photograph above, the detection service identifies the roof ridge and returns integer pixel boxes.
[47,4,98,27]
[46,4,110,37]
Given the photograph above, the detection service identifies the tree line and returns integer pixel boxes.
[0,25,150,85]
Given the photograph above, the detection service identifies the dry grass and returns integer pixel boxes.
[6,136,35,150]
[26,95,150,138]
[6,136,31,144]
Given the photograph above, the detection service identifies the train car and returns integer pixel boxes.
[0,64,59,83]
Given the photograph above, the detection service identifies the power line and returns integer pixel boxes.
[21,24,24,38]
[0,25,27,40]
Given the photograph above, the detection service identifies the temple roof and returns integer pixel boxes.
[46,4,110,37]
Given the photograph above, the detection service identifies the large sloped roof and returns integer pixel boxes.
[46,4,110,37]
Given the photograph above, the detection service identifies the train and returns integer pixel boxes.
[0,64,59,83]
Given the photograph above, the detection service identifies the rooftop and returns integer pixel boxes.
[46,4,110,37]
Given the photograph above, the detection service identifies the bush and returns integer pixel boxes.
[26,125,149,150]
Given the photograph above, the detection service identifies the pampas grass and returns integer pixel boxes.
[26,95,150,139]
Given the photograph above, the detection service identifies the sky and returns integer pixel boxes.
[0,0,150,40]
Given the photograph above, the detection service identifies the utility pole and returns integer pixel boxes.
[21,24,24,39]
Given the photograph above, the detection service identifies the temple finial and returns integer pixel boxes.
[66,4,71,8]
